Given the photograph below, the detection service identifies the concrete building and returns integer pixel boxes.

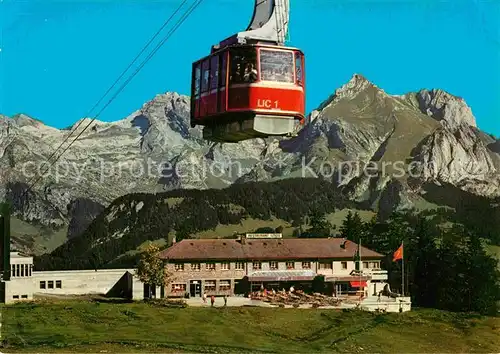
[158,235,390,299]
[1,252,147,304]
[2,252,35,302]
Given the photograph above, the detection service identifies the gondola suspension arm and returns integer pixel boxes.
[212,0,290,51]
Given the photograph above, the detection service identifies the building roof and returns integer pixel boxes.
[158,238,384,261]
[10,251,32,259]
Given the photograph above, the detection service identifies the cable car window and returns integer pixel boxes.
[230,47,257,84]
[194,63,201,96]
[295,52,303,85]
[210,55,218,90]
[259,49,294,83]
[201,59,209,92]
[220,52,227,87]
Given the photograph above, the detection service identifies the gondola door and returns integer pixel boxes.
[207,55,219,116]
[218,51,227,114]
[200,59,210,117]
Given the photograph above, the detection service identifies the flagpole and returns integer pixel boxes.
[359,237,362,303]
[401,240,405,297]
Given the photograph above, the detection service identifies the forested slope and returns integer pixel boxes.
[35,178,352,270]
[34,178,500,272]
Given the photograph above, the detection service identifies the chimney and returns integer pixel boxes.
[172,236,176,244]
[340,238,347,249]
[240,234,246,245]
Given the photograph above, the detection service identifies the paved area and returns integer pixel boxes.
[186,295,350,309]
[185,296,274,307]
[184,295,412,312]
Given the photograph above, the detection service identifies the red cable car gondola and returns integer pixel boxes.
[190,0,306,143]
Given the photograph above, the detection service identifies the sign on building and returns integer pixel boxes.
[245,233,282,239]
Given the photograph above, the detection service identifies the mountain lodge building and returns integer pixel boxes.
[158,234,389,298]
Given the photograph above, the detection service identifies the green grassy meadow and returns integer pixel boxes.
[1,300,499,353]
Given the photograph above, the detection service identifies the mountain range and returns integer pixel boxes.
[1,73,499,255]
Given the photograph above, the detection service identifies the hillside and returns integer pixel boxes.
[34,177,500,271]
[3,301,499,353]
[2,74,500,255]
[35,178,350,269]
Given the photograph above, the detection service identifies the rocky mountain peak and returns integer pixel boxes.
[316,73,376,111]
[335,73,372,97]
[11,114,45,127]
[125,92,203,154]
[415,88,477,130]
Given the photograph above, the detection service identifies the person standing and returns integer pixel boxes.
[202,293,207,304]
[211,295,215,307]
[223,295,227,307]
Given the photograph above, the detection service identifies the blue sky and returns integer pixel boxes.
[1,0,498,136]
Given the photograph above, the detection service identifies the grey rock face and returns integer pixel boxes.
[415,89,477,130]
[489,139,500,154]
[1,75,499,254]
[411,125,499,196]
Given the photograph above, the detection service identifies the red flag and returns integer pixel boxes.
[393,244,403,261]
